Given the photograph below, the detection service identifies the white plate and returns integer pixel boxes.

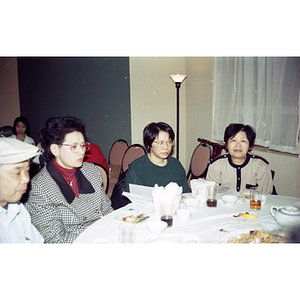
[218,228,287,244]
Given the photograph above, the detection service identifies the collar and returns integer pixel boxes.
[47,162,95,204]
[227,153,250,169]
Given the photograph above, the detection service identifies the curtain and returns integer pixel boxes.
[212,57,300,154]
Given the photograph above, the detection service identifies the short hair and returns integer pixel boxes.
[12,116,31,136]
[224,123,256,150]
[143,122,175,152]
[40,116,87,163]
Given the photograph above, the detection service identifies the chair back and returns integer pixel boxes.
[94,163,109,194]
[121,144,146,173]
[0,125,13,137]
[187,143,211,180]
[108,139,129,165]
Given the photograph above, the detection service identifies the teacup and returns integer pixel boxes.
[184,197,200,210]
[222,195,238,206]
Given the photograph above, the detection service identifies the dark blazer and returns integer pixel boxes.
[25,162,113,243]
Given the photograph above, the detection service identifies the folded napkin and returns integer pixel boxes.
[152,182,182,219]
[190,178,216,199]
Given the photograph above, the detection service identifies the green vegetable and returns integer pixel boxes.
[136,216,149,223]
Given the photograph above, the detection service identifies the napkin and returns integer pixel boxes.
[190,178,216,199]
[152,182,182,219]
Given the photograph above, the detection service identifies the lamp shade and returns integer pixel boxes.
[170,74,187,84]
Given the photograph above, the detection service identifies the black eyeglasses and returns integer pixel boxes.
[60,142,90,153]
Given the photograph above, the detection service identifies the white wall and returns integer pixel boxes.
[130,57,300,197]
[129,57,187,166]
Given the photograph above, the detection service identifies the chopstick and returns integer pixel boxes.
[240,191,247,205]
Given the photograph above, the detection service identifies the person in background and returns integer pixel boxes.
[10,116,35,145]
[84,142,109,174]
[0,138,43,243]
[125,122,190,193]
[206,123,273,194]
[25,116,113,243]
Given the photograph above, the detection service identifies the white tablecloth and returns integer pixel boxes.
[74,194,300,243]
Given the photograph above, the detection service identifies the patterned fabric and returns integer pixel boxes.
[206,153,273,194]
[25,162,113,243]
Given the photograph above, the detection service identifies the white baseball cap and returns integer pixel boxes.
[0,138,41,164]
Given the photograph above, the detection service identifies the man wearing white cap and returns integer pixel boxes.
[0,138,44,243]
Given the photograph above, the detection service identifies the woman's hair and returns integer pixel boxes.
[143,122,175,152]
[12,116,31,136]
[40,116,87,163]
[224,123,256,150]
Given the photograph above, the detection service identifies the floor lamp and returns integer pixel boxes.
[170,74,187,160]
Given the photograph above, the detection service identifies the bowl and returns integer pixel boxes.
[177,209,191,221]
[184,197,200,210]
[222,195,238,205]
[146,220,168,234]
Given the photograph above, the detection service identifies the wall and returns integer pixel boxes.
[0,57,20,126]
[129,57,187,166]
[130,57,300,197]
[185,57,214,168]
[17,57,131,159]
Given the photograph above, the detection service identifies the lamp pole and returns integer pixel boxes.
[170,74,187,160]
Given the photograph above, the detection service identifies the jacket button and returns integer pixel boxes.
[96,209,100,213]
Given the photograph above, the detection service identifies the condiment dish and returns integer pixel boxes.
[222,195,238,205]
[184,197,199,210]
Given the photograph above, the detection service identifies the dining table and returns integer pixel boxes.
[74,193,300,244]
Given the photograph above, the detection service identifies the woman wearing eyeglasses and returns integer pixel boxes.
[25,116,113,243]
[125,122,190,193]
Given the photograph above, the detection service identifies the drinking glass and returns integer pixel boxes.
[118,223,136,243]
[250,187,262,210]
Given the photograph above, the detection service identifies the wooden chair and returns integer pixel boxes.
[108,139,129,165]
[197,138,226,160]
[107,139,129,197]
[187,143,211,181]
[121,144,146,173]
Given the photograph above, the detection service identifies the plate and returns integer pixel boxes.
[219,228,287,244]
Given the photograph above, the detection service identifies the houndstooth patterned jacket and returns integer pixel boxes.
[25,162,113,243]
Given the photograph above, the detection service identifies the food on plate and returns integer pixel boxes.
[242,213,257,219]
[121,213,149,224]
[227,230,286,243]
[233,212,257,219]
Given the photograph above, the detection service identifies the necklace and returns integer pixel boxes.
[67,175,76,186]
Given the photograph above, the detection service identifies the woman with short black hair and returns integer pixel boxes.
[125,122,190,193]
[206,123,273,194]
